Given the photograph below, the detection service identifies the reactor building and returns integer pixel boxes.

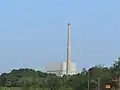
[45,23,76,76]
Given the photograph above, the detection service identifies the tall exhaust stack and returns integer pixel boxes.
[66,23,71,75]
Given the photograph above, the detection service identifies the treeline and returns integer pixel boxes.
[0,58,120,90]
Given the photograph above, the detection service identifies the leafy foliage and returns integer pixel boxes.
[0,59,120,90]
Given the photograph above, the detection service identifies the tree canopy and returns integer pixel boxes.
[0,59,120,90]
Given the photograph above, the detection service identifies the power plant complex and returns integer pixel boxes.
[45,23,76,76]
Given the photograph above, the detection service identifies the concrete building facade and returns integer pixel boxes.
[45,62,76,76]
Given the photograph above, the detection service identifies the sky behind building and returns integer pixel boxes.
[0,0,120,73]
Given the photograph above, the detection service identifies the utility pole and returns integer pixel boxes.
[88,70,90,90]
[97,77,100,90]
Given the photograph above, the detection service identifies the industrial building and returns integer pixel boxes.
[45,62,76,76]
[45,23,76,76]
